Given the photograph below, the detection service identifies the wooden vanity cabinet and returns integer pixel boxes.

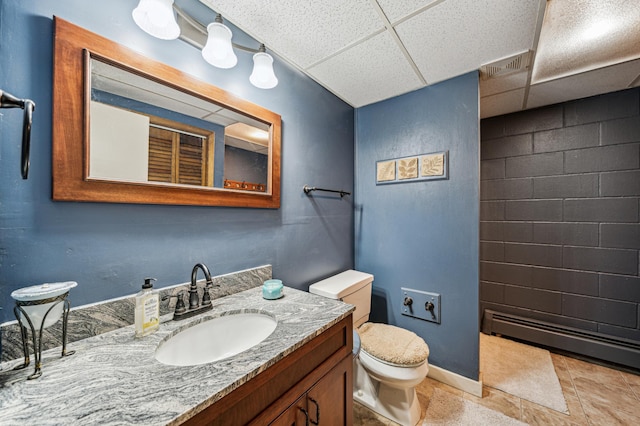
[182,314,353,426]
[271,355,352,426]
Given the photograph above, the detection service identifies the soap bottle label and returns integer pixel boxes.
[143,296,159,329]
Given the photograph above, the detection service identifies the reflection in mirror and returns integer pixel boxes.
[89,58,269,191]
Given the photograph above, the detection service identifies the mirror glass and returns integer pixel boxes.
[90,58,269,192]
[52,17,281,208]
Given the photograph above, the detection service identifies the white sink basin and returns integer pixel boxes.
[155,312,277,366]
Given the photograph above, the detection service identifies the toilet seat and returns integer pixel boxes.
[358,323,429,367]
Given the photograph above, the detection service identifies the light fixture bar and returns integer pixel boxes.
[173,6,262,53]
[173,4,207,49]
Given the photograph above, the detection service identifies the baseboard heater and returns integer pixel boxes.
[482,310,640,370]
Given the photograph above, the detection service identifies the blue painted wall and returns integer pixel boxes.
[0,0,354,323]
[355,73,480,379]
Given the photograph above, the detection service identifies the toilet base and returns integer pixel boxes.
[353,358,422,426]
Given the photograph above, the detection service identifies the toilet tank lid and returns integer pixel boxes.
[309,270,373,299]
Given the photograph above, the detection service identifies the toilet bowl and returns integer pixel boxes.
[359,345,429,389]
[309,270,429,426]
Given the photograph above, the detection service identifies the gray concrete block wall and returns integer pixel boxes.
[480,87,640,345]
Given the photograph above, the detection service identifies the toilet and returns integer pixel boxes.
[309,270,429,426]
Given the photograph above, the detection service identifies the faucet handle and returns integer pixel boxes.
[201,280,215,307]
[162,291,187,314]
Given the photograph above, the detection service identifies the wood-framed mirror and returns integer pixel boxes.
[52,17,281,208]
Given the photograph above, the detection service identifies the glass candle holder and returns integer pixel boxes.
[11,281,77,379]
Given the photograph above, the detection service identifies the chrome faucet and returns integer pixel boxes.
[168,263,216,320]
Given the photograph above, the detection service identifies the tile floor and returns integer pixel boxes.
[354,351,640,425]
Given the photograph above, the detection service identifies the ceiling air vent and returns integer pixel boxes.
[480,51,532,80]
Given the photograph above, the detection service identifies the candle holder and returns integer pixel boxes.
[11,281,77,379]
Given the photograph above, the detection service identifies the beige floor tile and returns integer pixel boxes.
[551,354,578,398]
[572,376,640,422]
[564,357,627,388]
[563,393,588,422]
[620,370,640,386]
[580,395,640,425]
[620,370,640,400]
[572,375,637,411]
[521,398,587,426]
[415,376,438,400]
[463,385,522,420]
[353,401,394,426]
[415,378,436,422]
[431,379,465,397]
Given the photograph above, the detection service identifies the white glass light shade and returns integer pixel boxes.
[202,22,238,69]
[132,0,180,40]
[250,52,278,89]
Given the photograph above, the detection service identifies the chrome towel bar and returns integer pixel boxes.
[303,185,351,198]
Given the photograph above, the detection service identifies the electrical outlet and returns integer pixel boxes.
[401,288,441,324]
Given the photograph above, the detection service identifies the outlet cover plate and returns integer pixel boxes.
[401,288,441,324]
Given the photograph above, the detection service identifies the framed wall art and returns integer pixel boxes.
[376,151,448,185]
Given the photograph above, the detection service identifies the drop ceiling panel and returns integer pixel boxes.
[200,0,383,69]
[307,31,424,108]
[375,0,442,23]
[395,0,540,84]
[480,71,529,97]
[527,59,640,109]
[532,0,640,84]
[481,88,525,119]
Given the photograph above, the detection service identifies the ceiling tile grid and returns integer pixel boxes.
[308,31,424,107]
[200,0,383,69]
[198,0,640,115]
[374,0,442,23]
[395,0,540,85]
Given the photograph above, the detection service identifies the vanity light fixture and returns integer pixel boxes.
[132,0,180,40]
[201,14,238,69]
[250,45,279,89]
[132,2,278,89]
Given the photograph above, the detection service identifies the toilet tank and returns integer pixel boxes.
[309,270,373,327]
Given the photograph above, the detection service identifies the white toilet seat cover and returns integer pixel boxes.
[359,322,429,366]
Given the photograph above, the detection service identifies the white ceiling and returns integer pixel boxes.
[198,0,640,118]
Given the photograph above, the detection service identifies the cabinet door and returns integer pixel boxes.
[306,355,352,425]
[270,395,309,426]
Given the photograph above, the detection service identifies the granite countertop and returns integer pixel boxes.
[0,286,353,425]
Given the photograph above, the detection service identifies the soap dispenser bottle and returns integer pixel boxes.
[135,278,159,338]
